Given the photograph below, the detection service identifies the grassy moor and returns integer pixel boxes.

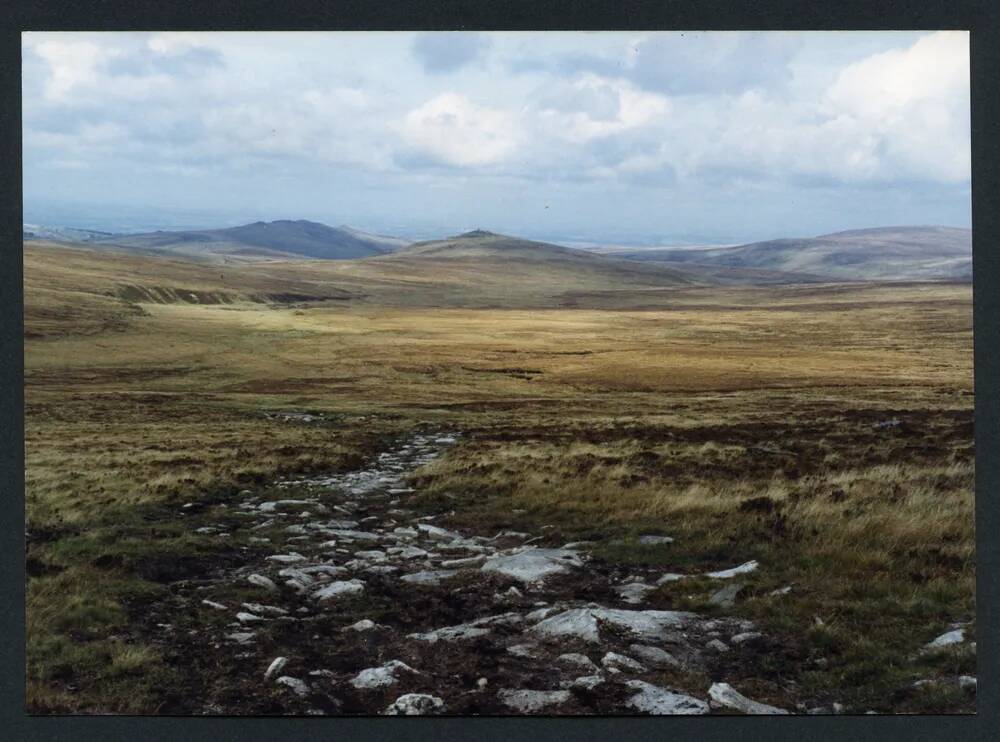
[23,236,974,714]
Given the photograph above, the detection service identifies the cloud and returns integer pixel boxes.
[399,92,522,167]
[412,32,491,74]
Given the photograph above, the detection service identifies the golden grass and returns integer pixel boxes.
[22,243,974,712]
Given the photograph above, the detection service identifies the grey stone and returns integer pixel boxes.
[708,682,789,714]
[384,693,445,715]
[497,689,572,713]
[624,680,709,715]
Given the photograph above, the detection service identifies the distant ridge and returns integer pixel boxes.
[586,226,971,282]
[84,219,412,262]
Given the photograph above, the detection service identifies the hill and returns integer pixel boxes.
[596,226,971,282]
[93,219,409,261]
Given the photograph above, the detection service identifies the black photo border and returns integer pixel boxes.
[1,2,997,740]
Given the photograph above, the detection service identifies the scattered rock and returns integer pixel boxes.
[201,599,227,610]
[731,631,762,645]
[624,680,709,715]
[312,580,365,601]
[570,675,605,691]
[497,689,572,713]
[531,607,693,644]
[481,548,584,583]
[507,643,539,658]
[601,652,646,673]
[241,602,288,617]
[959,675,977,690]
[656,573,687,585]
[246,574,277,592]
[706,639,729,653]
[557,653,598,672]
[708,682,789,715]
[638,535,674,545]
[709,583,744,608]
[264,657,288,680]
[924,628,965,650]
[384,693,445,715]
[628,644,681,669]
[346,619,377,632]
[615,582,656,604]
[400,569,459,586]
[226,631,256,644]
[350,660,420,689]
[275,676,310,697]
[416,523,463,541]
[705,560,758,579]
[235,612,264,624]
[266,553,306,564]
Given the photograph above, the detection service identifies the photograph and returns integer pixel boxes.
[21,30,974,716]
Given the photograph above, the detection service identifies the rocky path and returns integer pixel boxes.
[148,430,792,716]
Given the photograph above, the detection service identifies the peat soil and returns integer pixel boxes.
[130,431,801,716]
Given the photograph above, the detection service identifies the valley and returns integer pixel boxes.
[23,230,975,715]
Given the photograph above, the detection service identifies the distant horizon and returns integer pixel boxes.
[22,31,971,246]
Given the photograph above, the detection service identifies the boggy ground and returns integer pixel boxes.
[23,275,975,714]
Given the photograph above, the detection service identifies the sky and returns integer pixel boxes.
[21,31,971,245]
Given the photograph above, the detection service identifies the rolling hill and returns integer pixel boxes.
[92,219,410,261]
[592,226,971,282]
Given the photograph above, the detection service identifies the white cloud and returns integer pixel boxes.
[400,93,523,167]
[30,38,105,101]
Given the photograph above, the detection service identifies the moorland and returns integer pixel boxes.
[23,227,975,715]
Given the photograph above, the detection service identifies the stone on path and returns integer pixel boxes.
[616,582,655,605]
[629,644,682,669]
[656,573,686,585]
[312,579,365,601]
[400,569,459,586]
[708,682,789,715]
[601,651,646,673]
[417,523,463,541]
[705,560,758,579]
[531,607,693,644]
[924,628,965,650]
[264,657,288,680]
[481,548,583,583]
[638,535,674,545]
[709,583,744,608]
[384,693,446,715]
[275,676,310,697]
[497,689,572,713]
[247,574,277,591]
[624,680,709,715]
[350,660,420,689]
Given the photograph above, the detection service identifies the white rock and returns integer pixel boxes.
[925,628,965,650]
[400,569,459,586]
[770,586,792,596]
[346,619,377,632]
[601,652,646,673]
[706,639,729,653]
[557,653,598,671]
[266,553,306,564]
[507,643,540,658]
[624,680,709,715]
[959,675,977,689]
[264,657,288,680]
[563,541,594,549]
[299,565,347,577]
[247,574,278,591]
[705,560,758,579]
[615,582,655,605]
[236,611,264,624]
[325,529,380,542]
[275,676,310,697]
[531,607,693,644]
[242,602,288,616]
[497,689,572,713]
[201,599,227,610]
[312,579,365,601]
[638,535,674,545]
[226,631,256,644]
[259,500,311,512]
[409,613,521,643]
[629,644,681,669]
[571,675,605,691]
[440,555,488,568]
[731,631,763,645]
[393,526,418,537]
[388,546,429,560]
[417,523,463,541]
[350,660,419,689]
[708,682,789,714]
[481,548,583,583]
[656,573,687,585]
[384,693,445,715]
